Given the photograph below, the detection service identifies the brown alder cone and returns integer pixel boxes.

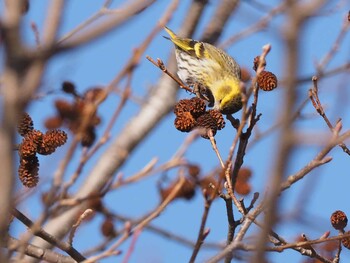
[159,178,196,202]
[187,97,207,117]
[55,99,78,120]
[187,164,201,178]
[174,97,206,117]
[101,218,117,237]
[18,130,43,158]
[234,167,253,196]
[19,138,37,158]
[331,210,348,230]
[257,71,278,91]
[174,99,192,116]
[44,116,63,129]
[46,86,106,147]
[235,181,251,195]
[174,112,196,132]
[196,113,218,139]
[18,155,39,188]
[237,167,252,181]
[81,127,96,147]
[62,81,77,96]
[37,130,68,155]
[17,112,34,137]
[208,109,225,130]
[173,97,226,138]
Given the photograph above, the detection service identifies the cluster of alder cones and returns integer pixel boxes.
[45,81,107,147]
[17,113,67,188]
[173,97,225,139]
[330,210,350,250]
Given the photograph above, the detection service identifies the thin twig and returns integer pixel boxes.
[207,202,264,263]
[111,158,158,189]
[208,130,225,168]
[281,127,350,191]
[222,196,235,263]
[189,197,212,263]
[68,209,94,246]
[30,22,41,47]
[57,0,156,49]
[146,56,193,93]
[309,76,350,155]
[270,232,350,253]
[316,15,350,75]
[11,208,86,262]
[6,236,77,263]
[82,176,187,263]
[334,239,342,263]
[121,228,142,263]
[58,4,110,44]
[219,4,286,49]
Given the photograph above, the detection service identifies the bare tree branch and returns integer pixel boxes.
[28,0,210,257]
[6,236,77,263]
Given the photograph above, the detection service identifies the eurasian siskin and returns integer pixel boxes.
[164,27,242,115]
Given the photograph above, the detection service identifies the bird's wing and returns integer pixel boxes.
[203,43,241,79]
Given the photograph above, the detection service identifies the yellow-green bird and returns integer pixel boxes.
[164,27,242,115]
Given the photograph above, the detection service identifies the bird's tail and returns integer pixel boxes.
[163,26,196,52]
[163,26,177,40]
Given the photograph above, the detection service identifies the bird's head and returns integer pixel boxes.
[213,80,242,115]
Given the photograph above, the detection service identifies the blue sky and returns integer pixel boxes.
[2,1,350,262]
